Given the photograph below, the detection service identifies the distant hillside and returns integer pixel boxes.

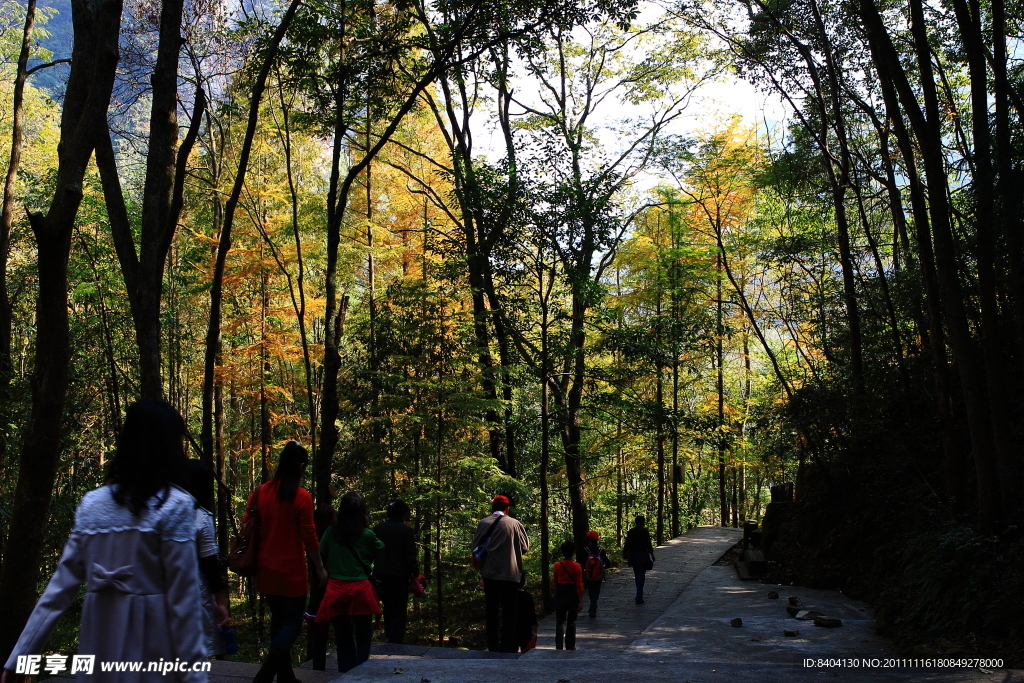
[30,0,71,97]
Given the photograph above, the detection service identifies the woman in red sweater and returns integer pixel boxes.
[243,442,327,683]
[550,540,584,650]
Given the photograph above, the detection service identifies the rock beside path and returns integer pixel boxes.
[794,609,824,620]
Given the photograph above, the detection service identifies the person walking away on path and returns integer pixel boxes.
[471,494,529,653]
[316,491,384,673]
[515,576,537,654]
[1,399,207,683]
[622,515,655,605]
[242,441,327,683]
[184,459,230,657]
[550,540,583,651]
[306,501,336,670]
[581,530,611,618]
[372,499,419,644]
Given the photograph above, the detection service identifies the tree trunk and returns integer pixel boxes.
[0,0,123,658]
[134,0,186,399]
[200,0,302,468]
[434,408,444,646]
[0,0,37,468]
[655,363,665,546]
[859,16,964,508]
[559,289,591,552]
[215,376,229,553]
[851,177,910,395]
[260,267,272,482]
[539,259,551,607]
[949,0,1018,518]
[430,72,512,475]
[616,421,623,547]
[994,0,1024,390]
[94,0,204,402]
[316,62,439,505]
[809,0,864,392]
[276,89,317,456]
[905,0,1000,526]
[755,0,863,390]
[717,255,727,527]
[671,294,680,538]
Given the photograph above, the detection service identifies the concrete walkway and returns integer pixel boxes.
[526,525,742,655]
[629,565,890,663]
[335,654,1018,682]
[212,526,1022,682]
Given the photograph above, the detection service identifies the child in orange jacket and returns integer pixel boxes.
[550,540,584,650]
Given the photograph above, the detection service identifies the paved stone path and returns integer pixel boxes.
[209,660,338,683]
[209,526,739,681]
[210,526,1021,682]
[526,525,742,655]
[628,565,891,663]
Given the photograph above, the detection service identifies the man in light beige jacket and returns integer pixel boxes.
[472,495,530,652]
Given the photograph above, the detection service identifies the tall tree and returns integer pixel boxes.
[497,15,708,548]
[0,0,124,658]
[94,0,206,400]
[198,0,303,472]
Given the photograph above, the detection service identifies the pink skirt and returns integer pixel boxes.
[316,578,381,621]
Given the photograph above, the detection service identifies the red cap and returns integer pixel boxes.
[586,530,599,541]
[492,495,510,505]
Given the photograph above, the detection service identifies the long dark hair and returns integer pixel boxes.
[107,399,188,515]
[274,441,308,503]
[183,459,215,512]
[332,491,367,544]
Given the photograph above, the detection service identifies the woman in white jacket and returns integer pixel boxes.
[2,399,207,683]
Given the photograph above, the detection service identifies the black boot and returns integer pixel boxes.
[252,650,278,683]
[566,622,577,651]
[555,620,564,650]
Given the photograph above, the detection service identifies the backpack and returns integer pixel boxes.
[583,546,605,583]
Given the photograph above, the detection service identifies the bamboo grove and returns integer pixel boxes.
[1,0,1023,660]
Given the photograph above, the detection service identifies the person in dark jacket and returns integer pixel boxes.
[372,499,419,644]
[581,530,612,618]
[622,515,655,604]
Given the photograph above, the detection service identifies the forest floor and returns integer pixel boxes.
[209,526,1022,682]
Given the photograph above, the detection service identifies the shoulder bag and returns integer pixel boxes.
[228,483,264,577]
[470,514,504,570]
